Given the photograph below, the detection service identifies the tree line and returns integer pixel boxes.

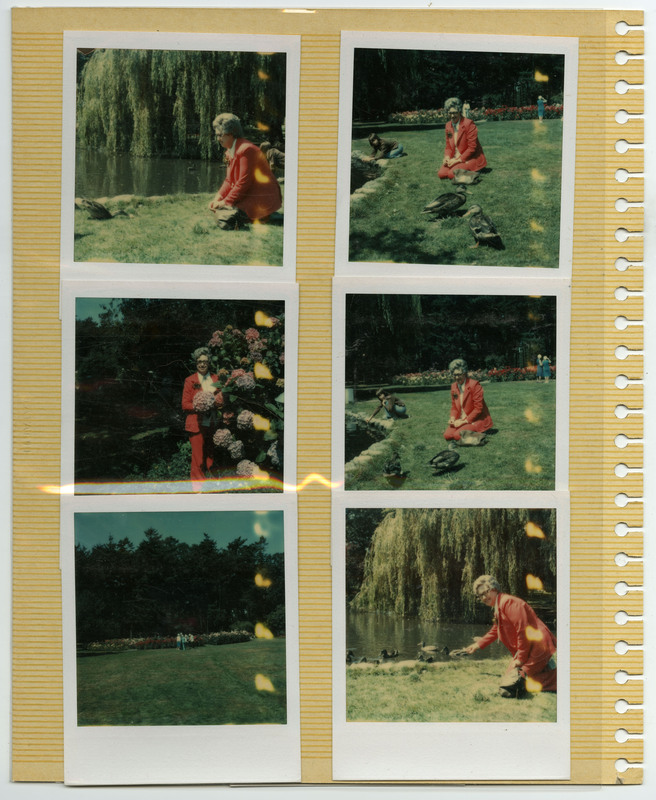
[76,49,287,158]
[345,294,557,386]
[75,528,285,644]
[353,49,565,122]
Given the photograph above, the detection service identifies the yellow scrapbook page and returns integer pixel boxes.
[10,1,644,790]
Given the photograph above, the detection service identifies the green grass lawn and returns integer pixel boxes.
[77,638,287,726]
[74,193,284,266]
[345,381,556,491]
[350,120,562,268]
[346,656,557,723]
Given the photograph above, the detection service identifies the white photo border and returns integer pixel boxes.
[332,276,571,495]
[335,31,578,279]
[62,492,300,785]
[61,31,300,282]
[331,490,570,781]
[61,279,298,495]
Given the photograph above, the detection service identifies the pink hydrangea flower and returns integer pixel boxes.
[228,439,245,460]
[193,391,216,413]
[208,332,223,347]
[213,428,233,448]
[237,410,254,430]
[245,328,260,341]
[214,391,225,408]
[222,411,235,426]
[236,459,256,477]
[235,373,256,391]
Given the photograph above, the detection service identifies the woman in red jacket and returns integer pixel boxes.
[464,575,557,696]
[437,97,487,180]
[209,113,282,225]
[443,358,493,442]
[181,347,219,488]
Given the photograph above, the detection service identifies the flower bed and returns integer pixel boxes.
[485,104,563,121]
[391,366,555,386]
[84,630,253,653]
[386,105,562,125]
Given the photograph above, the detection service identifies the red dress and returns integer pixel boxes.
[443,378,493,441]
[478,593,557,692]
[438,117,487,179]
[217,138,282,220]
[182,372,219,485]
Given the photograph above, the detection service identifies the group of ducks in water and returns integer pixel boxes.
[346,641,469,666]
[422,169,505,250]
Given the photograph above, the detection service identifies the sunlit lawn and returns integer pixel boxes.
[77,639,287,725]
[349,119,562,267]
[347,656,557,722]
[345,381,556,491]
[74,193,284,266]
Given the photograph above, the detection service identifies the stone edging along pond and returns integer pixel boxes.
[344,411,396,474]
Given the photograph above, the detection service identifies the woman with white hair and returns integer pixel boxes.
[465,575,557,697]
[437,97,487,180]
[443,358,492,442]
[209,113,282,226]
[181,347,219,488]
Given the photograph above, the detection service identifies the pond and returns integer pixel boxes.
[346,610,507,663]
[344,418,386,463]
[75,149,228,198]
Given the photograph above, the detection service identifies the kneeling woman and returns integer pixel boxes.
[438,97,487,180]
[443,358,492,441]
[182,348,219,487]
[209,113,282,224]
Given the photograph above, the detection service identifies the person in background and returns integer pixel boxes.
[537,95,546,121]
[365,132,405,161]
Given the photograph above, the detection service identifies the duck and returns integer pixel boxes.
[451,168,482,185]
[379,648,399,659]
[422,185,467,218]
[417,641,439,652]
[456,430,487,447]
[428,449,460,472]
[416,651,434,663]
[463,204,504,249]
[77,198,129,220]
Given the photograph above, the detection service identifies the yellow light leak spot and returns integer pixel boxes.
[525,458,543,474]
[255,310,275,327]
[253,167,269,184]
[525,675,543,693]
[531,168,547,183]
[534,70,549,83]
[529,220,544,232]
[526,574,544,591]
[257,70,270,81]
[252,414,271,431]
[524,407,541,424]
[525,521,546,539]
[255,622,274,639]
[255,674,276,693]
[255,573,272,588]
[525,625,544,643]
[254,362,273,380]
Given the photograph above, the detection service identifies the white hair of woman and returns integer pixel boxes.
[444,97,463,114]
[212,112,244,139]
[473,574,501,597]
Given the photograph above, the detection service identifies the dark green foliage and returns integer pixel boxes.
[77,49,286,158]
[349,508,556,623]
[346,293,556,385]
[352,49,565,121]
[75,529,285,644]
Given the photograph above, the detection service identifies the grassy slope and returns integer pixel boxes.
[345,381,556,491]
[77,639,287,726]
[350,120,562,268]
[74,194,284,266]
[346,657,557,722]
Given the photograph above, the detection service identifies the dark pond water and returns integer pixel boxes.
[75,149,227,199]
[346,610,505,663]
[344,420,386,463]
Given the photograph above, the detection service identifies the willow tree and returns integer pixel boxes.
[76,48,287,158]
[350,507,556,622]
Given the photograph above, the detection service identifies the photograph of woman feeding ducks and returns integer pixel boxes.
[347,44,569,269]
[343,292,559,491]
[72,46,289,267]
[344,506,558,723]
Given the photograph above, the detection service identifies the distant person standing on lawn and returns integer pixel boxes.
[365,133,405,161]
[438,97,487,180]
[462,99,471,119]
[536,353,543,382]
[464,575,557,697]
[541,354,552,383]
[209,113,282,228]
[443,358,492,442]
[537,95,546,121]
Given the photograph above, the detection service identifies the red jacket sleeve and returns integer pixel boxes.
[477,623,498,650]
